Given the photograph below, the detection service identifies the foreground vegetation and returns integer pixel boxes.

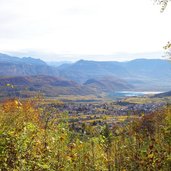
[0,98,171,171]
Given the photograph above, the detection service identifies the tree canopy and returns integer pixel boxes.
[154,0,171,59]
[155,0,170,12]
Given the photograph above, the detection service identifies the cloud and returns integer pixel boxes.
[0,0,171,60]
[63,7,93,16]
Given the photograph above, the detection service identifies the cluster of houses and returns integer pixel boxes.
[42,101,166,133]
[48,101,166,117]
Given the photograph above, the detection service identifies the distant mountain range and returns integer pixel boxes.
[0,53,59,76]
[58,59,171,91]
[0,53,171,97]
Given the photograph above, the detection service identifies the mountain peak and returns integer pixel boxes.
[22,57,46,65]
[0,52,59,76]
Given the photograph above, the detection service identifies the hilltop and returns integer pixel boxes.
[0,53,59,76]
[0,76,97,98]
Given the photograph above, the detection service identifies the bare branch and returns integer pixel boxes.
[154,0,170,12]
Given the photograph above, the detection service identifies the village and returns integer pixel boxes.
[49,100,165,116]
[44,100,166,130]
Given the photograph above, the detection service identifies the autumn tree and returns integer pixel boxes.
[154,0,170,12]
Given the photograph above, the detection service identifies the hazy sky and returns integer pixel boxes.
[0,0,171,61]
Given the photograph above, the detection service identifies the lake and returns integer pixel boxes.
[111,91,162,97]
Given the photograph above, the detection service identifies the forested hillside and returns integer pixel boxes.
[0,99,170,170]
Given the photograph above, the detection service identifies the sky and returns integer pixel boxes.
[0,0,171,61]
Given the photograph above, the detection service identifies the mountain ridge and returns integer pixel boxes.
[0,75,97,97]
[0,53,171,94]
[0,53,59,76]
[58,58,171,91]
